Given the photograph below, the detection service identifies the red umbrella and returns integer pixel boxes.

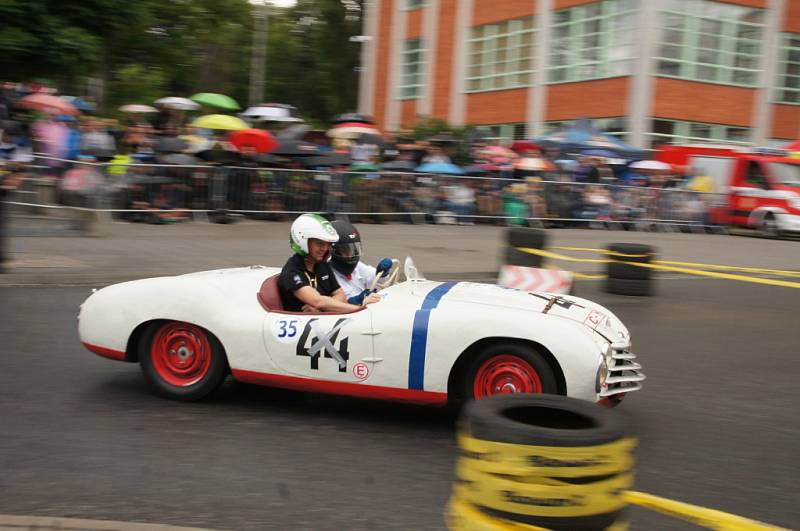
[19,94,79,115]
[229,128,278,154]
[511,140,541,154]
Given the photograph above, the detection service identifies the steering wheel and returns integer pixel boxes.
[368,259,400,293]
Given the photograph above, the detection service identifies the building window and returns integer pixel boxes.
[547,0,637,84]
[648,118,751,147]
[404,0,427,10]
[476,123,528,142]
[466,17,536,93]
[655,0,765,87]
[398,38,425,100]
[543,118,629,140]
[775,33,800,104]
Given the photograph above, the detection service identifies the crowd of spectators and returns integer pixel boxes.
[0,82,712,228]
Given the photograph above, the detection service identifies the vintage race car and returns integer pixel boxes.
[78,258,644,406]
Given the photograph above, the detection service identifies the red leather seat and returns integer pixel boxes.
[257,275,284,312]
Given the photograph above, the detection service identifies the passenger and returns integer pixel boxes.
[279,214,380,313]
[329,219,393,305]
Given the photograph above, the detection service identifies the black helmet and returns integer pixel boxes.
[330,219,362,275]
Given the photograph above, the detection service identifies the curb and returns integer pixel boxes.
[0,515,221,531]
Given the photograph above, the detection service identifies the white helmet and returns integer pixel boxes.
[290,214,339,256]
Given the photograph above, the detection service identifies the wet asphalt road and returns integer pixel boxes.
[1,278,798,531]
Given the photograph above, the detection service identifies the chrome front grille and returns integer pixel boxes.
[600,341,646,397]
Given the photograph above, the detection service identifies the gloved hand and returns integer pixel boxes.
[376,258,393,277]
[348,289,371,305]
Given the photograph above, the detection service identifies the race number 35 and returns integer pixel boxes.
[272,318,300,343]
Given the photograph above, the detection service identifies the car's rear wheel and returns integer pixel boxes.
[139,320,228,401]
[465,342,558,400]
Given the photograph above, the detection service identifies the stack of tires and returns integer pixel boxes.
[505,227,548,268]
[448,395,636,531]
[606,243,656,297]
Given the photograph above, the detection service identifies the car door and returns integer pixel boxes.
[263,309,377,383]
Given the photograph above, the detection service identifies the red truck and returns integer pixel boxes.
[657,144,800,237]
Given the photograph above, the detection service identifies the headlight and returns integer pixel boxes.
[596,356,609,393]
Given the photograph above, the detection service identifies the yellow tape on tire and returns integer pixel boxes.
[455,434,636,519]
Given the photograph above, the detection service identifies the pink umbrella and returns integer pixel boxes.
[19,94,79,116]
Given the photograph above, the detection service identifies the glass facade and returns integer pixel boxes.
[649,118,751,146]
[544,118,628,140]
[655,0,765,87]
[547,0,637,84]
[399,38,426,100]
[466,17,536,93]
[476,123,528,142]
[775,33,800,104]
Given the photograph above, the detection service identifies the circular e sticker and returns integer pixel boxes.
[353,362,370,380]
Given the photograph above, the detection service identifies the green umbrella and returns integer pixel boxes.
[190,92,241,111]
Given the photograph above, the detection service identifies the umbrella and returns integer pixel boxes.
[241,105,302,123]
[155,137,189,153]
[190,93,240,111]
[381,159,417,172]
[120,104,158,114]
[155,97,200,111]
[480,145,517,160]
[416,162,464,175]
[195,145,242,164]
[191,114,248,131]
[582,149,617,158]
[328,122,381,139]
[534,118,645,159]
[61,96,96,113]
[19,94,78,115]
[229,129,278,154]
[332,113,374,125]
[256,153,286,166]
[159,153,200,166]
[629,160,671,171]
[511,140,541,154]
[514,158,555,171]
[303,153,352,167]
[270,140,321,157]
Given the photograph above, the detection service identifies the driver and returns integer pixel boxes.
[330,219,393,305]
[279,214,380,312]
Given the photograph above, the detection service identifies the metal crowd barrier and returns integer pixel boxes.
[2,155,726,231]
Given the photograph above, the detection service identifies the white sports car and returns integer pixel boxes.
[78,259,644,406]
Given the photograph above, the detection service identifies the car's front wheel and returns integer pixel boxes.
[465,342,558,400]
[139,320,228,401]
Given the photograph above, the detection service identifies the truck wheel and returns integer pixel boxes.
[761,214,782,239]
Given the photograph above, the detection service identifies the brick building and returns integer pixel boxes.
[357,0,800,148]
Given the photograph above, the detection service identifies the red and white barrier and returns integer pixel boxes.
[498,265,573,294]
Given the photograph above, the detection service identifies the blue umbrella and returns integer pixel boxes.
[583,149,617,158]
[416,162,464,175]
[534,119,644,159]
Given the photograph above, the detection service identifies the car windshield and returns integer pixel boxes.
[765,161,800,187]
[403,256,424,281]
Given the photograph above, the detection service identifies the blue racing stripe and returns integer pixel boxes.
[408,282,457,390]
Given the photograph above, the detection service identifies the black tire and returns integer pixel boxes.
[608,243,654,263]
[607,261,651,280]
[463,342,559,401]
[504,246,544,268]
[507,227,547,249]
[139,321,229,401]
[459,395,633,530]
[761,214,783,239]
[462,393,631,447]
[606,277,653,296]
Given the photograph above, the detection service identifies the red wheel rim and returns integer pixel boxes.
[150,322,212,387]
[473,355,543,399]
